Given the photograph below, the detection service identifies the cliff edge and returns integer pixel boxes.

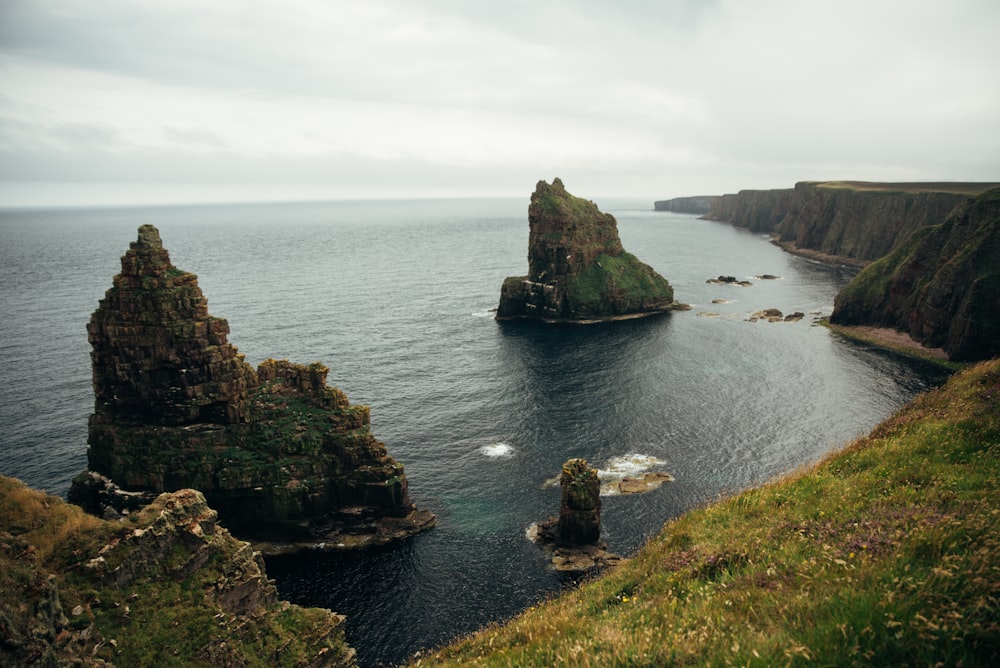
[701,181,998,264]
[830,187,1000,362]
[0,476,357,666]
[79,225,434,547]
[497,178,676,322]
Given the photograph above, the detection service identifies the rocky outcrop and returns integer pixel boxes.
[830,188,1000,362]
[498,178,677,322]
[653,195,718,214]
[79,225,434,546]
[533,459,622,572]
[702,181,998,264]
[0,476,357,666]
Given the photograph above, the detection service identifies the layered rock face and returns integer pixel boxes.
[702,181,997,263]
[1,477,357,666]
[82,225,433,545]
[88,224,257,426]
[653,195,719,214]
[498,178,675,321]
[831,188,1000,362]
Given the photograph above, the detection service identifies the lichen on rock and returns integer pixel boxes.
[79,225,434,548]
[497,178,677,322]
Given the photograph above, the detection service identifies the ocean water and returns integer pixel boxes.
[0,198,949,666]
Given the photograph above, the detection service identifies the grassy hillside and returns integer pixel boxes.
[418,359,1000,667]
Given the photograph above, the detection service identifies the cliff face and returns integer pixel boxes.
[498,178,675,321]
[831,188,1000,362]
[702,188,795,232]
[81,225,434,545]
[702,182,986,263]
[653,195,718,214]
[0,476,357,666]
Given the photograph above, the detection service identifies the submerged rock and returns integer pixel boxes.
[79,225,434,547]
[497,178,677,322]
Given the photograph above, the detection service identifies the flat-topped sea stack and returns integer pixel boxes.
[79,224,434,548]
[497,178,677,322]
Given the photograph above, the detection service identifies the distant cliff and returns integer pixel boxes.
[498,178,676,322]
[79,225,433,547]
[0,476,357,666]
[831,188,1000,362]
[653,195,718,214]
[702,181,998,263]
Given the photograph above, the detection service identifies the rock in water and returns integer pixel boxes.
[557,458,602,545]
[533,458,623,572]
[81,225,434,547]
[497,178,676,322]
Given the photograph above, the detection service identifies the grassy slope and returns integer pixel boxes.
[419,359,1000,667]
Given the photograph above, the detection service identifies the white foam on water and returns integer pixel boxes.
[597,453,666,480]
[597,453,668,496]
[480,442,514,458]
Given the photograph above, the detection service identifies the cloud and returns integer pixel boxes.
[1,0,999,205]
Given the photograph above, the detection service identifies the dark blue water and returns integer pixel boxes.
[0,198,948,666]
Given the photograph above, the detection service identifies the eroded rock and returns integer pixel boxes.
[79,225,434,547]
[497,179,677,322]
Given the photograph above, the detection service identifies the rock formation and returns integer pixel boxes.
[533,459,622,572]
[830,188,1000,362]
[653,195,718,214]
[497,178,676,322]
[701,181,999,264]
[555,458,602,545]
[0,476,357,666]
[79,225,434,547]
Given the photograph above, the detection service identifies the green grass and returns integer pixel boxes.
[568,252,673,314]
[417,359,1000,666]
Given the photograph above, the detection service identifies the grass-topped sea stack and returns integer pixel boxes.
[497,178,677,322]
[79,224,434,547]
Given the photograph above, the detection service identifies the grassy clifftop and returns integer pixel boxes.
[419,359,1000,666]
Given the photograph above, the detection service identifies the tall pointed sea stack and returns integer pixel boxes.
[497,178,676,321]
[81,225,434,547]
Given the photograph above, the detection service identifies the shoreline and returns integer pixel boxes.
[823,321,964,370]
[770,237,870,268]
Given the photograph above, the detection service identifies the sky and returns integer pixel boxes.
[1,0,999,207]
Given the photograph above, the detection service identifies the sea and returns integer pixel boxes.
[0,197,950,666]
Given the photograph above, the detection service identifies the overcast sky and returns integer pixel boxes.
[1,0,999,206]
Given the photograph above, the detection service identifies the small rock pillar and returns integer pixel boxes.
[557,458,601,545]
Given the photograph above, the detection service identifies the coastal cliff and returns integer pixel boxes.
[0,476,356,666]
[653,195,717,214]
[79,225,433,546]
[498,178,676,321]
[702,181,996,264]
[831,188,1000,362]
